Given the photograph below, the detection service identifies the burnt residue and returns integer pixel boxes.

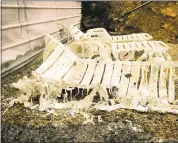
[125,73,132,78]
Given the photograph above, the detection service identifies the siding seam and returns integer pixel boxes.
[2,22,81,51]
[2,5,82,9]
[2,14,82,30]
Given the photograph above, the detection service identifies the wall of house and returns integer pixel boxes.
[1,0,82,76]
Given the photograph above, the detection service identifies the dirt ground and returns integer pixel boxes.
[1,43,178,142]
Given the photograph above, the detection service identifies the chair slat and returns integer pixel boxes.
[159,65,168,99]
[102,61,114,85]
[110,62,122,86]
[139,64,149,91]
[43,49,76,79]
[154,41,163,48]
[119,43,125,49]
[118,62,132,95]
[147,41,156,48]
[117,36,123,41]
[148,64,159,98]
[111,33,153,42]
[91,62,105,84]
[140,34,148,40]
[126,35,130,40]
[144,33,152,39]
[80,62,97,86]
[129,42,137,50]
[168,67,175,102]
[127,63,141,96]
[51,59,76,81]
[142,41,151,50]
[36,47,65,74]
[154,41,168,51]
[146,41,154,49]
[122,35,128,41]
[126,35,132,41]
[131,34,138,40]
[123,43,130,49]
[63,64,88,84]
[135,42,144,50]
[43,34,60,61]
[43,51,69,78]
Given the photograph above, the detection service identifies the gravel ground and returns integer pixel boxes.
[1,45,178,142]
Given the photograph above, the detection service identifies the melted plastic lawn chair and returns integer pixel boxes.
[69,40,112,60]
[43,34,112,61]
[112,41,170,61]
[58,24,153,43]
[56,24,153,43]
[57,23,84,42]
[43,33,170,62]
[54,24,171,61]
[12,35,178,114]
[83,28,153,43]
